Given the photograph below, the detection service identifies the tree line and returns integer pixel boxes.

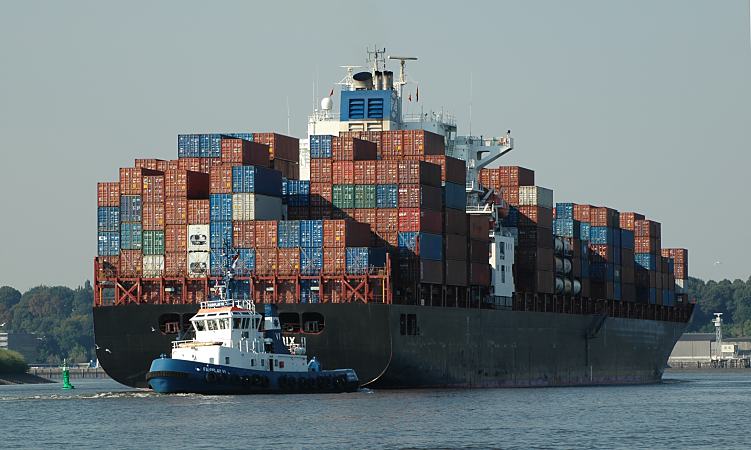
[0,276,748,365]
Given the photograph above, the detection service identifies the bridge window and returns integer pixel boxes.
[302,312,325,334]
[233,318,242,329]
[225,357,230,364]
[219,318,229,330]
[279,313,300,333]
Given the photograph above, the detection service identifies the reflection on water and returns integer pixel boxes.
[1,372,749,449]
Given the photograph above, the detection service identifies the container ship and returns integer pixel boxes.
[93,50,694,388]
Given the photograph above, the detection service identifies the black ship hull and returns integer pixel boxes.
[94,302,688,389]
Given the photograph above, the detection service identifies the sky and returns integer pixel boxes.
[0,0,749,290]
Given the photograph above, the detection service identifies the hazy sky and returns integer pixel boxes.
[0,1,749,290]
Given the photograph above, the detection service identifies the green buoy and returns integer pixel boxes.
[61,359,75,390]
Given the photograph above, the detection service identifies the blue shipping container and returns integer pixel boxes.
[98,207,120,232]
[398,232,443,261]
[444,182,466,210]
[502,207,519,227]
[300,279,321,303]
[299,220,323,248]
[288,180,311,207]
[589,227,614,245]
[210,194,233,222]
[98,232,120,256]
[236,248,256,272]
[210,221,233,249]
[120,195,142,222]
[300,247,323,275]
[579,222,590,241]
[345,247,387,274]
[621,229,635,250]
[555,203,574,219]
[120,222,142,250]
[177,134,200,158]
[649,288,657,304]
[634,253,657,270]
[553,218,580,238]
[310,135,333,159]
[614,282,622,301]
[232,166,282,197]
[277,220,301,248]
[590,262,614,281]
[225,132,254,142]
[376,184,398,208]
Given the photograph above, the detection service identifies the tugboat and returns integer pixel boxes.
[146,250,359,395]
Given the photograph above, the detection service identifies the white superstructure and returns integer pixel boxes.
[300,47,518,299]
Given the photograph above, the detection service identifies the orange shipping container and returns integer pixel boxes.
[97,182,120,206]
[164,251,187,277]
[233,221,255,248]
[332,161,355,184]
[377,160,399,184]
[165,225,187,253]
[310,159,332,183]
[142,175,165,203]
[142,202,165,230]
[323,247,346,274]
[277,248,301,275]
[119,168,163,195]
[165,169,209,199]
[165,198,188,224]
[119,250,143,277]
[187,199,210,224]
[254,221,278,248]
[353,161,378,184]
[220,138,270,166]
[209,165,234,194]
[255,248,278,275]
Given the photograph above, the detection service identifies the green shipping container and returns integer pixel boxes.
[354,184,376,209]
[332,184,355,209]
[142,230,165,255]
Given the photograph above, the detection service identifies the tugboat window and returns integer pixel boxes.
[195,321,206,332]
[207,320,217,331]
[219,318,229,330]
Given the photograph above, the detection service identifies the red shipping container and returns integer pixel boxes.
[573,204,591,223]
[254,221,278,248]
[119,250,143,277]
[518,206,553,229]
[619,212,645,231]
[142,202,165,230]
[164,251,187,277]
[97,255,120,279]
[166,160,180,171]
[323,220,371,248]
[445,259,468,286]
[634,220,661,238]
[424,155,466,184]
[377,231,399,247]
[468,215,490,240]
[397,161,441,186]
[590,207,619,227]
[397,185,443,210]
[445,208,468,235]
[165,198,188,224]
[310,205,333,219]
[177,158,202,173]
[310,182,332,207]
[498,166,535,187]
[165,225,187,253]
[272,159,299,179]
[252,132,299,162]
[310,159,332,183]
[255,248,278,275]
[353,208,377,227]
[468,239,488,263]
[97,182,120,206]
[277,248,301,275]
[142,175,165,204]
[635,237,660,254]
[377,160,399,184]
[287,206,309,220]
[233,221,255,248]
[353,161,378,184]
[165,170,209,199]
[376,208,399,233]
[220,138,270,166]
[323,247,346,274]
[209,165,234,194]
[135,159,169,172]
[332,161,355,184]
[187,199,210,224]
[469,262,491,286]
[119,168,163,195]
[332,137,378,161]
[397,208,442,234]
[445,234,468,261]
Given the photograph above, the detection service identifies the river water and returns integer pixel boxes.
[1,371,749,449]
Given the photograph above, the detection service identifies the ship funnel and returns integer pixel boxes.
[352,71,373,90]
[374,71,383,90]
[383,70,394,90]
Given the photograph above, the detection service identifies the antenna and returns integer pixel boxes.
[469,71,473,137]
[286,96,291,135]
[366,45,387,73]
[388,55,418,123]
[337,65,362,91]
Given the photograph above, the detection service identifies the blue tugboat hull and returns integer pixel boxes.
[146,357,358,395]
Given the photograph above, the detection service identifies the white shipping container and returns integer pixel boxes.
[675,278,686,294]
[232,193,282,221]
[187,224,210,252]
[188,251,210,278]
[143,255,165,278]
[518,186,554,209]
